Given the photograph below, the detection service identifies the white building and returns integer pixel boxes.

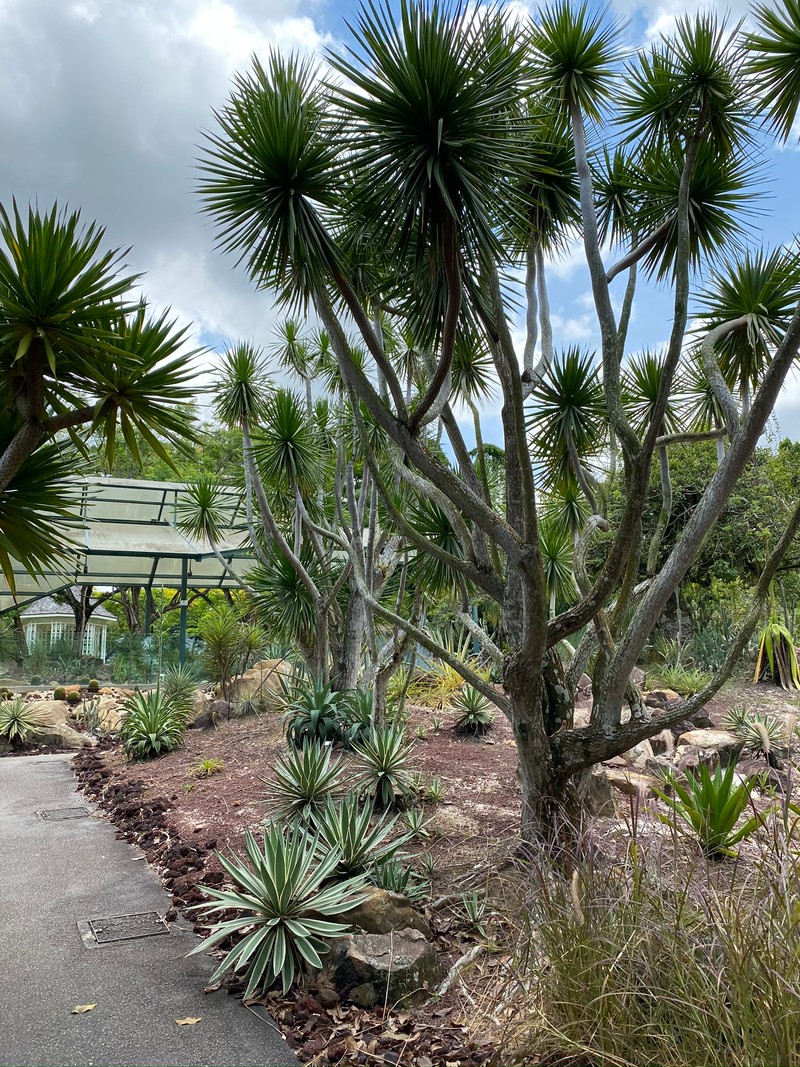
[20,595,114,662]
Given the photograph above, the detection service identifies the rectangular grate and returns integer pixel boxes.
[87,912,169,944]
[37,807,90,821]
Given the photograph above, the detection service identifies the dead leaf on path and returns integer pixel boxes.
[72,1004,96,1014]
[175,1017,202,1026]
[203,982,221,994]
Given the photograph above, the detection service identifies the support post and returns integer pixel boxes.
[179,559,188,667]
[144,587,152,637]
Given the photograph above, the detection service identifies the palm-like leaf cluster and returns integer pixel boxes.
[119,691,189,760]
[657,763,763,858]
[264,740,343,821]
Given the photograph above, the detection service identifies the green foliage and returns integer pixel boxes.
[200,605,264,700]
[746,0,800,141]
[353,725,414,807]
[403,806,432,839]
[119,690,187,760]
[453,685,495,734]
[191,757,225,778]
[724,708,789,767]
[426,775,446,804]
[265,740,343,822]
[190,824,369,996]
[370,859,429,902]
[654,663,711,696]
[0,696,41,744]
[312,793,409,876]
[161,663,200,716]
[281,676,351,747]
[657,763,763,858]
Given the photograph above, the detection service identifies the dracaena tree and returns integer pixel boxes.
[0,201,199,585]
[198,0,800,839]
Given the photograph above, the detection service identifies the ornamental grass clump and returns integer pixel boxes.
[190,823,369,996]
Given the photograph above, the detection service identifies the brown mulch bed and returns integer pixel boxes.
[72,706,521,1066]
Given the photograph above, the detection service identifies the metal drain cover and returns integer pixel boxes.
[37,807,90,821]
[84,912,170,945]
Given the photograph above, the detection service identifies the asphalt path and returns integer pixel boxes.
[0,753,297,1067]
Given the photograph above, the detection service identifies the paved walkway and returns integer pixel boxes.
[0,754,297,1067]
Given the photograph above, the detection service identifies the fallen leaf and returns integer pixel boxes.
[71,1004,96,1014]
[203,982,221,995]
[175,1017,201,1026]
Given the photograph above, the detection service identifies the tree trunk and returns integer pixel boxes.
[337,586,365,690]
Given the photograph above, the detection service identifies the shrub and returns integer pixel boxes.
[189,824,369,995]
[119,691,187,760]
[453,685,495,734]
[312,792,409,876]
[657,763,765,858]
[264,740,343,821]
[87,679,100,693]
[0,696,42,744]
[353,725,414,807]
[53,686,67,701]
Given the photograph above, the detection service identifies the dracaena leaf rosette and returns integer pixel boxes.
[329,1,530,270]
[93,304,200,470]
[213,342,273,430]
[746,0,800,142]
[0,416,82,587]
[527,347,607,488]
[622,350,685,436]
[198,53,344,310]
[694,246,800,399]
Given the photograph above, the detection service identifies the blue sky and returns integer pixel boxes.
[0,0,798,445]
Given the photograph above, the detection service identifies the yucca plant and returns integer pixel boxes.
[0,696,43,745]
[353,725,414,807]
[754,615,800,690]
[161,663,201,716]
[722,704,752,733]
[657,763,764,858]
[119,691,187,760]
[404,806,432,839]
[189,824,369,996]
[453,685,496,735]
[264,740,343,821]
[311,792,410,876]
[655,663,711,696]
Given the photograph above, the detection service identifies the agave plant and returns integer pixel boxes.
[352,725,414,807]
[0,696,43,745]
[189,824,369,996]
[119,690,187,760]
[311,792,410,876]
[264,740,343,821]
[340,689,374,749]
[453,685,495,735]
[656,763,764,858]
[281,676,351,747]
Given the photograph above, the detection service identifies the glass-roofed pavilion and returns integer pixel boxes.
[0,477,252,663]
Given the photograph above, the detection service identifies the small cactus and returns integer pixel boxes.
[66,690,81,706]
[53,686,67,701]
[88,679,100,693]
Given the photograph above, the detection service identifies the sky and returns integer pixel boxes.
[0,0,799,445]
